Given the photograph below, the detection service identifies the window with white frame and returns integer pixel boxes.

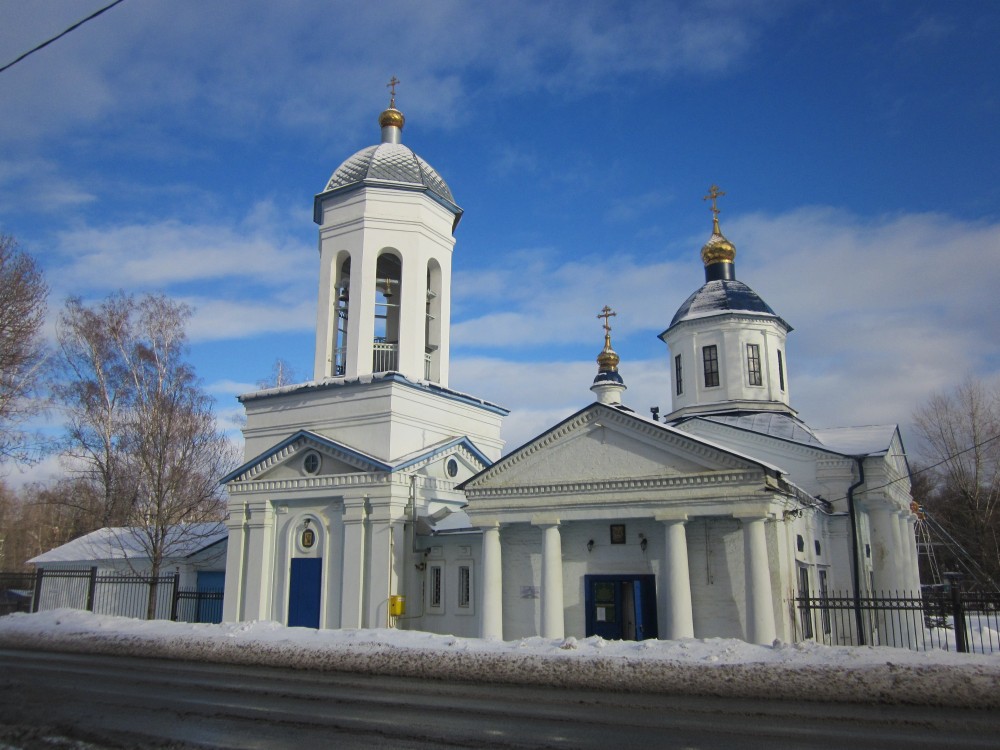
[778,350,785,391]
[674,354,683,395]
[702,345,719,388]
[746,343,762,386]
[428,565,443,613]
[458,565,471,609]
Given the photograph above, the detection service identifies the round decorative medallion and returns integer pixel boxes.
[446,458,459,478]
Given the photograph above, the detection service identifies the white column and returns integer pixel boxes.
[899,513,919,592]
[868,506,898,593]
[241,500,275,621]
[888,510,905,594]
[480,522,504,639]
[536,521,565,639]
[221,508,247,622]
[660,517,694,639]
[741,515,776,645]
[340,502,367,628]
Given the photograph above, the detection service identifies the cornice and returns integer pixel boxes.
[464,468,763,501]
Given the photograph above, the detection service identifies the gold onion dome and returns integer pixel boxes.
[597,335,620,372]
[379,106,405,130]
[701,215,736,266]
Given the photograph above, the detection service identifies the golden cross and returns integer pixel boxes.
[703,184,726,219]
[386,76,400,107]
[597,305,616,335]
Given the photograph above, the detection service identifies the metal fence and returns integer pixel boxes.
[795,583,1000,653]
[0,569,224,624]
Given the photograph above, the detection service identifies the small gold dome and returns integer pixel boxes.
[379,107,405,130]
[701,216,736,266]
[597,338,620,372]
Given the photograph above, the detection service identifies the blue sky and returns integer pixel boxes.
[2,0,999,483]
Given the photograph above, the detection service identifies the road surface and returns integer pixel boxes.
[0,648,997,749]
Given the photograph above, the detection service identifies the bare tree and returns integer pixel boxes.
[257,358,297,389]
[53,293,238,616]
[913,378,1000,589]
[0,235,48,464]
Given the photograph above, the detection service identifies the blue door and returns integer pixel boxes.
[288,557,322,628]
[585,574,658,640]
[195,571,225,624]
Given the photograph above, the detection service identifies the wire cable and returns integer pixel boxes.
[0,0,127,76]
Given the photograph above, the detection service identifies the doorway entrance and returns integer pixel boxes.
[288,557,322,628]
[584,574,658,640]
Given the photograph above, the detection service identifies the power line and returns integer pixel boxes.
[0,0,128,76]
[830,430,1000,505]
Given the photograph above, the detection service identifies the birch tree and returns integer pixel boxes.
[0,235,48,464]
[54,293,237,617]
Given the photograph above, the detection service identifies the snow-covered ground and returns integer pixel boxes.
[1,609,998,708]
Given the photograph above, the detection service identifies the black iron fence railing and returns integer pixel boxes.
[0,568,223,624]
[795,586,1000,653]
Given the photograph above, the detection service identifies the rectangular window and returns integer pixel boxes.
[428,565,443,612]
[674,354,683,395]
[777,350,785,391]
[746,344,762,386]
[798,566,814,639]
[702,345,719,388]
[818,569,831,635]
[458,565,470,608]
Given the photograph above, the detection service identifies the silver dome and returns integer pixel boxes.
[324,143,455,204]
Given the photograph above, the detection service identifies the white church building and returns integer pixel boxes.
[221,93,920,645]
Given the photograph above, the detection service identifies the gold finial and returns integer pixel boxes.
[596,305,620,372]
[386,76,400,108]
[703,184,726,233]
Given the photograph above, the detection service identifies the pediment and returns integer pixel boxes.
[464,404,766,490]
[223,431,390,485]
[392,436,492,484]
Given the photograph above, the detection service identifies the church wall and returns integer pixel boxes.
[498,524,542,640]
[400,534,482,638]
[687,517,745,638]
[559,519,661,639]
[241,378,505,463]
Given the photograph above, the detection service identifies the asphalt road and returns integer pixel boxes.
[0,648,997,749]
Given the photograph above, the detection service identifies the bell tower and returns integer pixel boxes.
[313,80,461,386]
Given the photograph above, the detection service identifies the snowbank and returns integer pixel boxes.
[1,609,998,708]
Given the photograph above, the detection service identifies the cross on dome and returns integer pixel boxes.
[597,305,616,335]
[386,76,400,108]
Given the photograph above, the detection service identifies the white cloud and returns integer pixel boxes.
[0,1,787,151]
[451,209,1000,455]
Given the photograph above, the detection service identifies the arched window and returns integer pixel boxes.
[373,250,402,372]
[333,253,351,376]
[425,259,443,381]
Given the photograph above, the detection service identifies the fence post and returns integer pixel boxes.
[32,568,44,613]
[86,566,98,612]
[170,572,181,621]
[944,572,968,653]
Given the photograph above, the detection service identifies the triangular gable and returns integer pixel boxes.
[391,436,492,472]
[222,430,391,485]
[461,403,781,491]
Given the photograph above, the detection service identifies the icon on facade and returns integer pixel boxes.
[610,524,626,544]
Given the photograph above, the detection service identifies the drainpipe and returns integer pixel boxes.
[847,456,866,646]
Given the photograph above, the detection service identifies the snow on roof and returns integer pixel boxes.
[698,412,823,446]
[28,523,227,565]
[813,425,897,456]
